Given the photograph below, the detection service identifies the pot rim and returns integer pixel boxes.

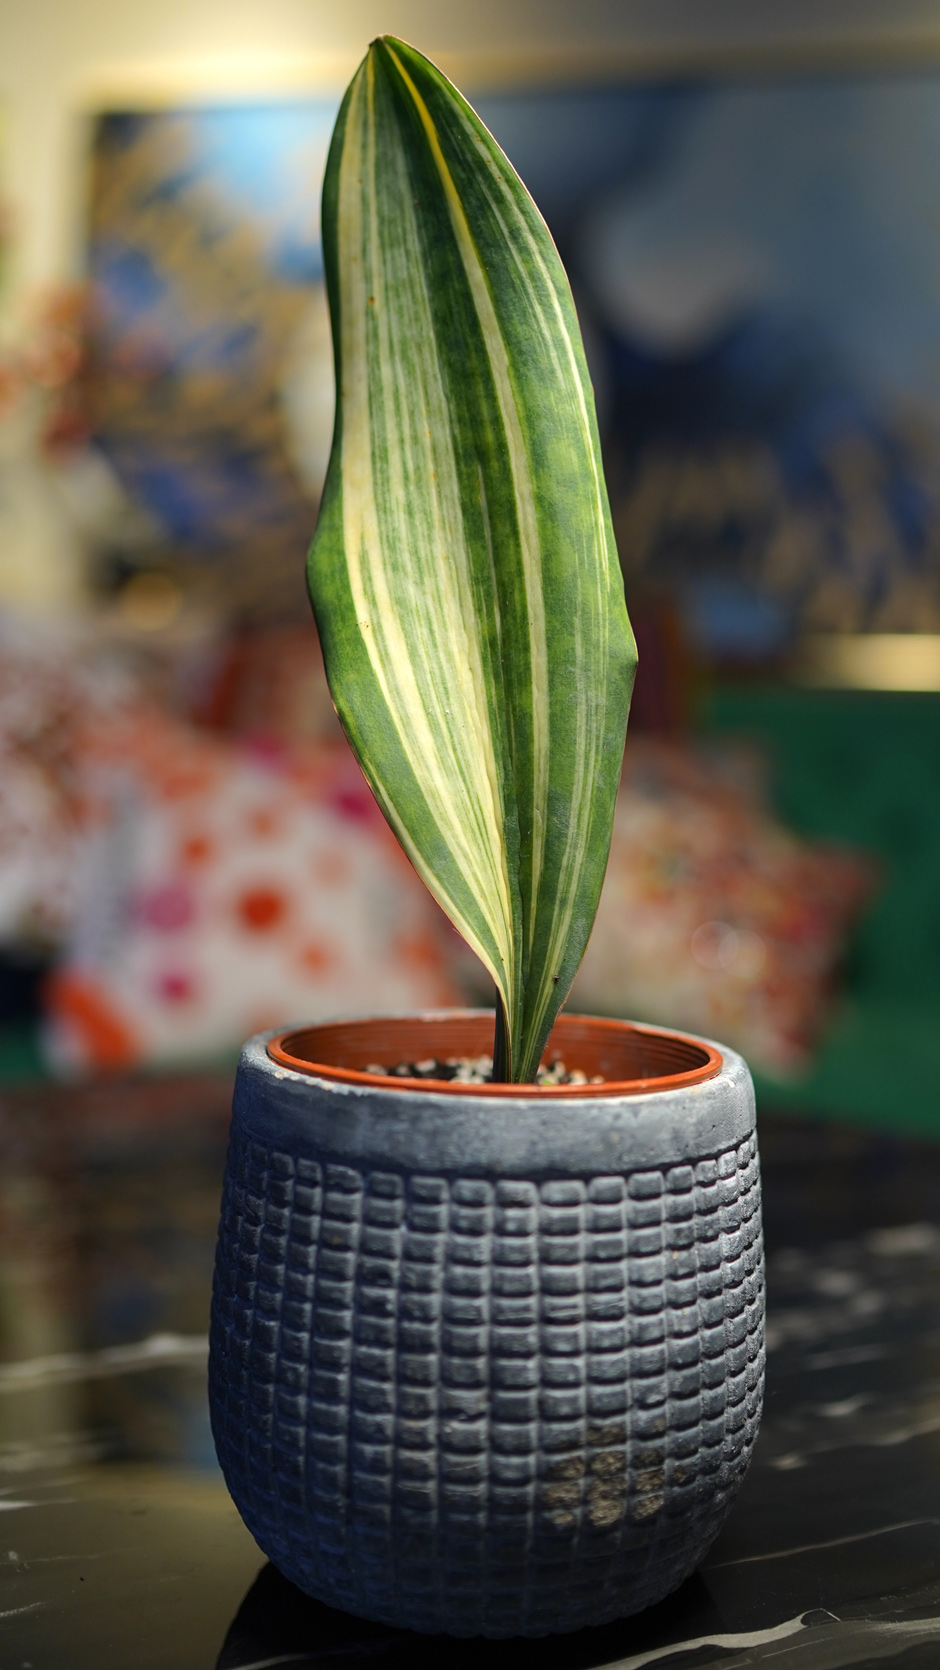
[266,1009,723,1099]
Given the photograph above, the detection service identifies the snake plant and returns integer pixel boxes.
[307,37,636,1081]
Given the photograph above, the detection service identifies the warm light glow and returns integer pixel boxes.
[73,53,355,109]
[796,635,940,692]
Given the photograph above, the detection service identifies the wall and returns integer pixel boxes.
[3,0,940,306]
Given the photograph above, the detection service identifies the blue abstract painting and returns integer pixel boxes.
[88,74,940,645]
[478,74,940,650]
[88,102,339,612]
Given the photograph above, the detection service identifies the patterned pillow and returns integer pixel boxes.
[572,739,876,1078]
[45,709,460,1072]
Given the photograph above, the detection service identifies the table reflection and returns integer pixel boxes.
[216,1561,724,1668]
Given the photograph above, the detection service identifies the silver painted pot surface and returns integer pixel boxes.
[209,1016,764,1637]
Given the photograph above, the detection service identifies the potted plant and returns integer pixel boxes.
[209,37,764,1639]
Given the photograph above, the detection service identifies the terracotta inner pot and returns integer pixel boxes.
[267,1012,722,1098]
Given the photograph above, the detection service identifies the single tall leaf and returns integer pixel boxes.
[308,37,636,1080]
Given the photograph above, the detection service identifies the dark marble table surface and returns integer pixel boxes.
[0,1073,939,1669]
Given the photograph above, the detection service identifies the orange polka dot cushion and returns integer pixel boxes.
[45,708,461,1073]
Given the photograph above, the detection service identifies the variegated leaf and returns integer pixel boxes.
[308,37,636,1080]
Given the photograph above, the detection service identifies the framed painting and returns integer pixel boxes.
[85,62,940,649]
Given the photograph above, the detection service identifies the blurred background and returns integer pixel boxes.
[0,0,939,1600]
[0,0,937,1133]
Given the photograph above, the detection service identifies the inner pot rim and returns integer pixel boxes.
[266,1010,723,1099]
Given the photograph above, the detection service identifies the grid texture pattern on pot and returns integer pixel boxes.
[210,1134,764,1636]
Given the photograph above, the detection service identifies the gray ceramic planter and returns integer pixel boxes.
[209,1011,764,1638]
